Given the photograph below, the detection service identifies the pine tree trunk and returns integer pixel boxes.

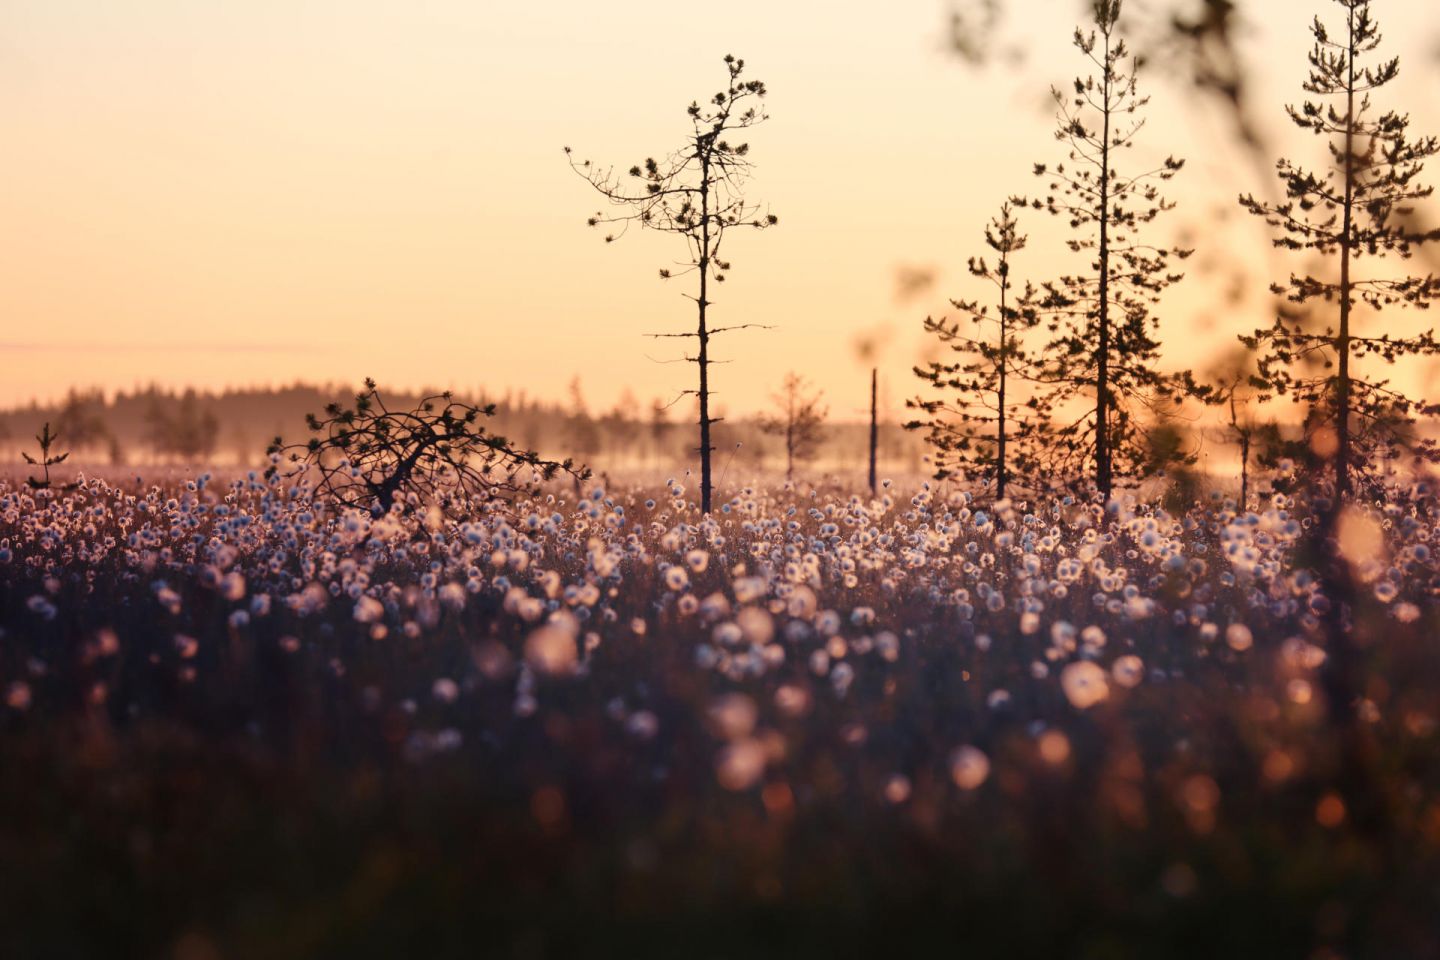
[1321,3,1378,840]
[1240,433,1250,511]
[997,269,1009,501]
[1096,29,1113,503]
[786,419,794,482]
[1336,6,1356,505]
[1233,396,1250,511]
[698,154,713,514]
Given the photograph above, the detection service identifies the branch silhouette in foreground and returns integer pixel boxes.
[267,379,585,516]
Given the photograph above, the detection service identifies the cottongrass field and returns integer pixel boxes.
[2,468,1439,958]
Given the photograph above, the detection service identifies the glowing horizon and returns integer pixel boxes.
[3,0,1437,421]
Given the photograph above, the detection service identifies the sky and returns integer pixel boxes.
[2,0,1437,419]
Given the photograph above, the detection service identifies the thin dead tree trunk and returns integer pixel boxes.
[869,368,878,495]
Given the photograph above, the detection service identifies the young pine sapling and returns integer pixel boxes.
[908,202,1050,500]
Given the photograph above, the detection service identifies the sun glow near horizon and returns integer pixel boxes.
[2,0,1438,423]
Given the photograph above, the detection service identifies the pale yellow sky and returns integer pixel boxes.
[2,0,1437,417]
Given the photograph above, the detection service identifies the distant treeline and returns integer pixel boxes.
[0,384,925,477]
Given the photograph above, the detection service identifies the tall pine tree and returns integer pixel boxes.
[1021,0,1195,502]
[567,55,777,514]
[1240,0,1440,502]
[1241,0,1440,830]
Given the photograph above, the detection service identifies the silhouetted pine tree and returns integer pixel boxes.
[648,398,672,465]
[145,391,219,463]
[566,377,602,459]
[758,371,827,482]
[1020,0,1196,502]
[54,389,111,455]
[1213,370,1262,512]
[1239,0,1440,502]
[567,55,777,514]
[1239,0,1440,833]
[908,202,1050,500]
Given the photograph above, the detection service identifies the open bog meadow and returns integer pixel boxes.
[2,467,1439,958]
[8,0,1440,955]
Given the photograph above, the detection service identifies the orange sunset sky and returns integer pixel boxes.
[3,0,1437,419]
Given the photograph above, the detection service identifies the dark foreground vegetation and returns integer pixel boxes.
[2,469,1439,959]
